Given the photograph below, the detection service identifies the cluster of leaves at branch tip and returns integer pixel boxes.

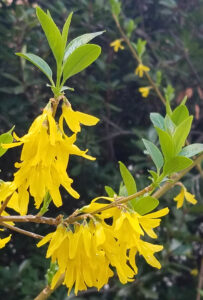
[16,7,104,98]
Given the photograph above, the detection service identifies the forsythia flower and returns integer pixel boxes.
[110,39,124,52]
[3,105,96,214]
[60,102,99,133]
[139,86,151,98]
[38,198,169,295]
[174,186,197,209]
[135,63,150,78]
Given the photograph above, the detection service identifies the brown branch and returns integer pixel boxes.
[153,153,203,199]
[196,257,203,300]
[34,274,65,300]
[112,14,166,105]
[2,222,43,239]
[66,184,153,224]
[0,215,59,225]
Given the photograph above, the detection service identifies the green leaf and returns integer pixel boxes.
[110,0,121,17]
[133,196,159,215]
[164,84,175,102]
[61,12,73,51]
[136,38,147,58]
[36,7,63,65]
[105,185,116,197]
[16,53,53,83]
[64,31,104,61]
[38,191,52,216]
[173,116,193,154]
[126,19,135,38]
[150,113,165,130]
[148,170,158,182]
[179,143,203,158]
[164,115,176,135]
[119,161,137,196]
[171,105,189,125]
[156,70,162,86]
[156,127,175,161]
[163,156,193,175]
[0,126,14,157]
[142,138,164,171]
[62,44,101,82]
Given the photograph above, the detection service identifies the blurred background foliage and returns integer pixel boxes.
[0,0,203,299]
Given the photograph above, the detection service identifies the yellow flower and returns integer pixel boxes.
[135,63,150,78]
[3,106,96,214]
[110,39,124,52]
[60,102,99,134]
[37,223,114,295]
[139,208,169,239]
[0,234,11,249]
[190,268,198,276]
[38,199,169,295]
[174,186,197,209]
[139,86,151,98]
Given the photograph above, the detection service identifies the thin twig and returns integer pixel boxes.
[2,222,43,239]
[65,184,153,224]
[0,215,59,225]
[34,274,65,300]
[112,14,166,105]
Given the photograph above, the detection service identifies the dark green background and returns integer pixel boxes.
[0,0,203,299]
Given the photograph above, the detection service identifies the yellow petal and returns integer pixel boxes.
[0,234,11,249]
[184,190,197,205]
[75,111,99,126]
[37,232,54,248]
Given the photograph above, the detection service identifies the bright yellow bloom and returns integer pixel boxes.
[38,198,169,295]
[3,106,96,214]
[135,63,150,78]
[37,223,114,295]
[0,234,11,249]
[60,102,99,133]
[174,186,197,209]
[84,197,169,270]
[110,39,124,52]
[139,86,151,98]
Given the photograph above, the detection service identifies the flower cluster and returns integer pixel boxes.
[38,198,169,295]
[2,98,99,215]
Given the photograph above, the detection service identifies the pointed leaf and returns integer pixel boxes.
[63,44,101,82]
[133,196,159,215]
[173,116,193,154]
[36,7,63,65]
[105,186,116,197]
[179,143,203,158]
[156,127,175,161]
[16,53,53,83]
[164,115,176,135]
[0,126,14,157]
[119,161,137,196]
[62,12,73,50]
[163,156,193,175]
[64,31,104,61]
[171,105,189,125]
[150,113,165,130]
[142,138,164,171]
